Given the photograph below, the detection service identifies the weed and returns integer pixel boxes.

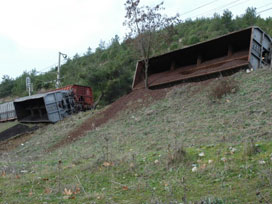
[198,197,226,204]
[103,136,110,162]
[258,160,272,188]
[208,78,239,101]
[57,160,62,194]
[243,138,259,157]
[167,144,187,168]
[256,191,272,204]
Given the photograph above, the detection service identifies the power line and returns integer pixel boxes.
[180,0,223,16]
[191,0,255,19]
[36,63,58,73]
[257,2,272,10]
[191,0,243,18]
[257,7,272,14]
[36,55,69,75]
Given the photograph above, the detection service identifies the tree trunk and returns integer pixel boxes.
[144,60,149,89]
[93,92,104,109]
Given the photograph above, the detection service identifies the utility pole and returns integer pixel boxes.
[26,77,32,96]
[56,52,67,88]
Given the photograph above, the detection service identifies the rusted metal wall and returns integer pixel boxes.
[55,85,93,110]
[132,26,272,89]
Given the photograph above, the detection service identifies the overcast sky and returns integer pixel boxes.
[0,0,271,80]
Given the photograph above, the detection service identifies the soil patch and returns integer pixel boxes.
[0,132,34,153]
[50,88,170,150]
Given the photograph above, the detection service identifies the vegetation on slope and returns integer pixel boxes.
[1,8,272,105]
[1,69,272,203]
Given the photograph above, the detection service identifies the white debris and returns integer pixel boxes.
[192,166,198,172]
[246,69,252,73]
[208,160,213,164]
[221,157,227,162]
[154,159,159,164]
[21,143,24,146]
[229,147,237,154]
[199,152,205,157]
[146,110,154,115]
[20,170,28,173]
[131,115,140,121]
[259,160,266,165]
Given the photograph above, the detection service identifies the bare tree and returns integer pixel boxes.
[124,0,180,88]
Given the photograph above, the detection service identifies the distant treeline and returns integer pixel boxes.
[1,8,271,105]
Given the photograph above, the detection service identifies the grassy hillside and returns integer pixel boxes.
[1,68,272,203]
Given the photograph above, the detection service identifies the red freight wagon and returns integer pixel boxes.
[56,85,93,110]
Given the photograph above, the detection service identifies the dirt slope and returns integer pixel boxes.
[51,87,170,150]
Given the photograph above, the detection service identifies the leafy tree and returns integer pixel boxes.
[222,10,234,32]
[123,0,180,88]
[85,47,92,56]
[243,7,258,26]
[73,53,80,60]
[0,75,14,98]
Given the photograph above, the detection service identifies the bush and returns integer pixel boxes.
[167,144,187,167]
[209,78,239,101]
[243,138,259,157]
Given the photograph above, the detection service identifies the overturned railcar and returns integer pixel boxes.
[0,102,17,122]
[132,26,272,89]
[55,85,94,110]
[14,90,75,123]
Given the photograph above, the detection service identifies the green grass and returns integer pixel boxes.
[1,69,272,203]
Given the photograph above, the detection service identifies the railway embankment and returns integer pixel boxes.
[0,68,272,203]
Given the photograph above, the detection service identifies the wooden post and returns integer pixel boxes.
[228,44,233,57]
[197,55,202,66]
[170,61,175,71]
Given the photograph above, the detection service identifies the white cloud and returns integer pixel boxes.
[0,0,125,50]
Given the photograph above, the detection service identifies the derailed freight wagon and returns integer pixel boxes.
[132,26,272,89]
[0,101,17,122]
[55,85,93,110]
[14,90,76,123]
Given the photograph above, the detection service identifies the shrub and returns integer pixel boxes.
[243,138,259,157]
[209,78,239,101]
[167,144,187,167]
